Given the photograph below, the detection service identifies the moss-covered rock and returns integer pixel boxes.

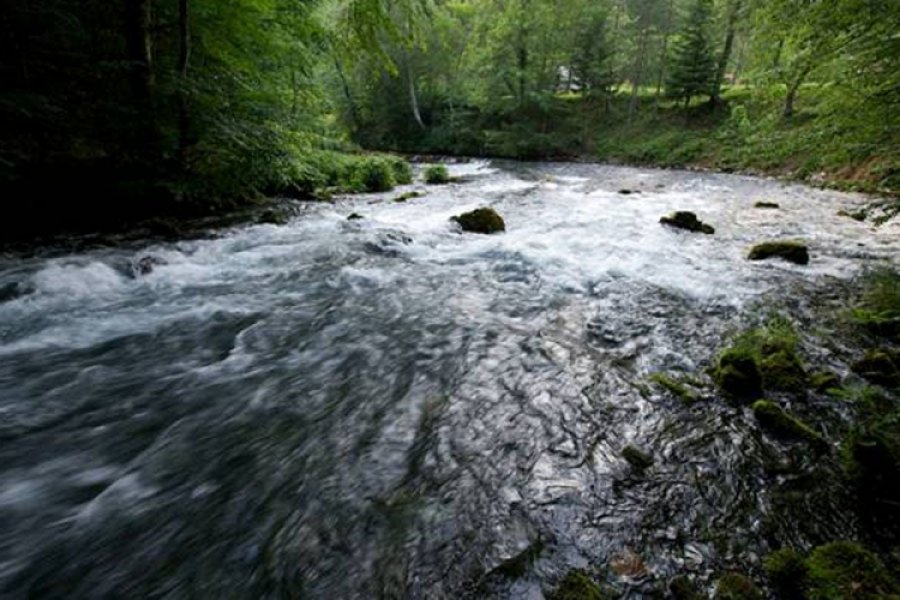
[547,570,608,600]
[393,190,424,203]
[669,575,702,600]
[849,269,900,341]
[622,445,654,471]
[714,573,763,600]
[752,400,824,445]
[843,412,900,532]
[806,541,900,599]
[451,207,506,234]
[258,209,289,225]
[747,241,810,265]
[714,349,763,400]
[764,547,808,599]
[424,164,450,184]
[660,211,715,234]
[810,371,841,392]
[754,201,780,209]
[759,348,808,393]
[851,349,900,388]
[649,373,700,404]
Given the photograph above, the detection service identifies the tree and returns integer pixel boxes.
[666,0,717,107]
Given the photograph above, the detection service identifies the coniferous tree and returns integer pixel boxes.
[666,0,717,107]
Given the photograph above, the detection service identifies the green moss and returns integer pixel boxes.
[714,573,762,600]
[851,349,900,388]
[747,241,810,265]
[547,570,608,600]
[393,190,424,203]
[424,164,450,184]
[649,373,700,404]
[754,201,780,209]
[806,542,900,600]
[764,547,808,599]
[752,400,824,445]
[714,317,808,398]
[451,207,506,234]
[850,269,900,340]
[842,411,900,525]
[660,211,715,234]
[669,575,702,600]
[622,445,654,471]
[810,371,841,392]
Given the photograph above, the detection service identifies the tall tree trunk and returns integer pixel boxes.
[711,0,742,105]
[404,51,426,130]
[124,0,156,160]
[628,28,648,121]
[333,56,360,129]
[783,64,812,119]
[655,0,675,108]
[177,0,191,170]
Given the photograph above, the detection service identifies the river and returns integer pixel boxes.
[0,161,897,598]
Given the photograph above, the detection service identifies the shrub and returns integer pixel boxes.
[424,164,450,184]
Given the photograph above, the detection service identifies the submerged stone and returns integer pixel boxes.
[806,542,899,600]
[451,207,506,234]
[747,241,809,265]
[660,211,715,234]
[133,255,167,276]
[764,547,807,599]
[492,539,544,578]
[622,445,654,471]
[851,349,900,388]
[393,190,424,203]
[669,575,702,600]
[649,373,700,404]
[547,570,608,600]
[754,201,780,209]
[714,573,762,600]
[752,400,824,445]
[258,209,289,225]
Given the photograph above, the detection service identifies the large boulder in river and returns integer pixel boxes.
[660,211,714,234]
[452,207,506,234]
[747,241,809,265]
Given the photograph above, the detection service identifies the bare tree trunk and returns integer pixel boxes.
[655,0,675,109]
[333,56,360,129]
[628,28,648,121]
[124,0,154,104]
[711,0,742,106]
[405,52,426,130]
[177,0,191,170]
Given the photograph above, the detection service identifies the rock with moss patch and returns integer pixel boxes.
[649,373,699,404]
[747,241,809,265]
[843,411,900,530]
[451,207,506,234]
[622,445,654,471]
[660,211,715,234]
[754,201,780,209]
[752,400,824,445]
[851,349,900,388]
[810,371,841,392]
[764,547,808,599]
[714,350,763,400]
[759,348,807,393]
[547,570,608,600]
[806,542,900,600]
[258,209,289,225]
[393,190,424,203]
[714,573,762,600]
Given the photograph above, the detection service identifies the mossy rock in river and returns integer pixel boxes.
[759,348,808,393]
[424,164,450,184]
[843,411,900,533]
[851,348,900,388]
[806,542,900,600]
[451,207,506,234]
[752,400,824,445]
[764,547,808,600]
[547,570,609,600]
[714,573,763,600]
[714,349,763,400]
[660,211,715,234]
[810,371,841,392]
[747,241,809,265]
[622,444,654,471]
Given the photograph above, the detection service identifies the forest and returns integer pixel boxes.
[2,0,899,239]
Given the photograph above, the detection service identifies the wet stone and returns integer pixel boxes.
[659,211,715,234]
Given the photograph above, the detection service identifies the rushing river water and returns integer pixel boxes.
[0,161,898,598]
